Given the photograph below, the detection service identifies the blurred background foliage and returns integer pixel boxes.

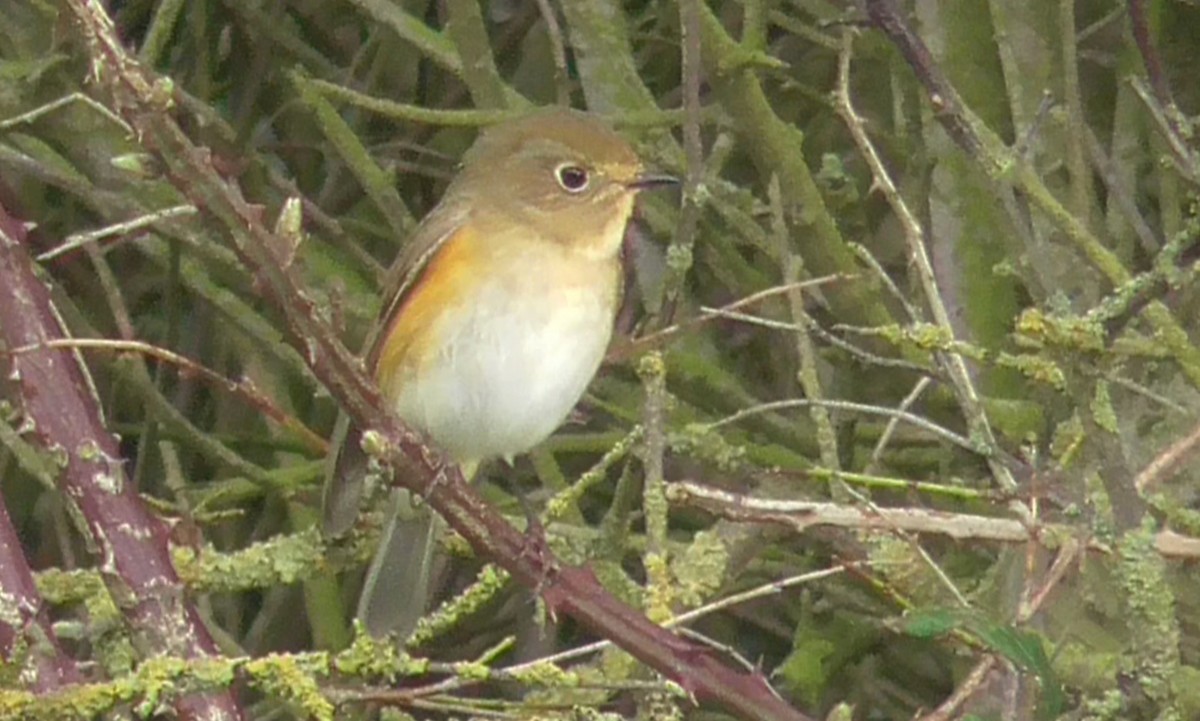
[3,0,1200,719]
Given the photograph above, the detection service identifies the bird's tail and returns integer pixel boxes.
[357,489,440,638]
[322,413,366,537]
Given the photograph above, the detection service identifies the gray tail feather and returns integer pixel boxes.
[322,413,366,537]
[357,490,440,638]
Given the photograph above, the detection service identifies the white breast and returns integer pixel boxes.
[393,246,619,465]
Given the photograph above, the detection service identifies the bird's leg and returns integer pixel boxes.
[512,487,560,600]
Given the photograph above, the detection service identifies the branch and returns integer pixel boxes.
[667,481,1200,558]
[0,497,82,692]
[1126,0,1197,179]
[0,201,243,721]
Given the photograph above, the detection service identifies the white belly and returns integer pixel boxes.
[393,266,617,464]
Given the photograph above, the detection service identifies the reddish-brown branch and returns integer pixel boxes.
[1126,0,1179,141]
[59,2,813,719]
[0,202,243,720]
[862,0,983,157]
[0,497,83,692]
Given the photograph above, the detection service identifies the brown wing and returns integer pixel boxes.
[368,198,474,370]
[321,199,473,536]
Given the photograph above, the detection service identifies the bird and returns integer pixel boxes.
[323,107,676,638]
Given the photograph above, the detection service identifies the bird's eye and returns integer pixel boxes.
[555,164,590,193]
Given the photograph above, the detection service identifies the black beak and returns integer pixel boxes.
[627,172,679,191]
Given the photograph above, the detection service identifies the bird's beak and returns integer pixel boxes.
[626,172,679,191]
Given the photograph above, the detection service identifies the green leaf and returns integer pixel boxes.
[900,610,1065,720]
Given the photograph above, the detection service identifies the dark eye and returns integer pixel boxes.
[555,164,590,193]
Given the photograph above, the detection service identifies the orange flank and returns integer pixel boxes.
[373,224,481,396]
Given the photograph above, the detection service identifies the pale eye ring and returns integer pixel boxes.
[554,163,590,193]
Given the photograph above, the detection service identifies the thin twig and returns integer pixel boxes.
[839,480,971,607]
[1134,419,1200,493]
[639,353,672,619]
[848,242,922,322]
[1059,0,1093,224]
[866,376,932,473]
[0,91,131,134]
[386,565,851,701]
[769,176,840,474]
[834,28,1019,497]
[1128,77,1198,184]
[611,276,850,360]
[38,205,197,261]
[667,481,1200,558]
[1082,123,1160,254]
[1126,0,1194,175]
[1018,538,1081,622]
[706,397,981,455]
[6,338,328,454]
[917,656,996,721]
[535,0,572,106]
[658,0,705,326]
